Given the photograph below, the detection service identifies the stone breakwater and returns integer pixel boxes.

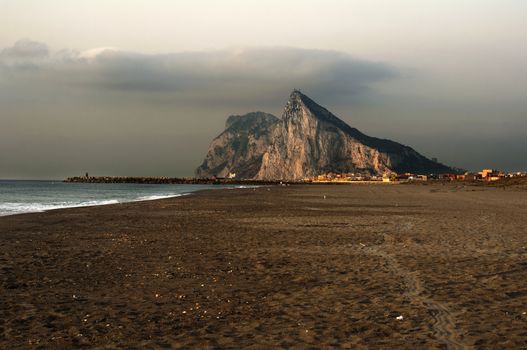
[63,176,293,185]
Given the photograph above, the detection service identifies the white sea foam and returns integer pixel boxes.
[0,200,120,216]
[134,193,185,201]
[228,185,259,189]
[0,194,191,216]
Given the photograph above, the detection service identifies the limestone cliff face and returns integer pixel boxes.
[196,90,454,180]
[195,112,280,179]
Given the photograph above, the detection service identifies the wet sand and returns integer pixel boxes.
[1,183,526,349]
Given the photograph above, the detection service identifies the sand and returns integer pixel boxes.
[1,183,526,349]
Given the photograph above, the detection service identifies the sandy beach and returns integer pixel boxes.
[1,183,527,349]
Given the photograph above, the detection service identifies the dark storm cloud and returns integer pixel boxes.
[0,41,397,104]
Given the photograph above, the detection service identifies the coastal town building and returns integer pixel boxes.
[479,169,505,181]
[462,172,481,181]
[507,172,527,178]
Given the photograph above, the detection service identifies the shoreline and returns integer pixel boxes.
[0,184,260,218]
[1,183,526,348]
[0,193,185,218]
[3,179,404,218]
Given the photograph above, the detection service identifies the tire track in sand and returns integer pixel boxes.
[364,233,469,350]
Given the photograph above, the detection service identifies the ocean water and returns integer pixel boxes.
[0,180,244,216]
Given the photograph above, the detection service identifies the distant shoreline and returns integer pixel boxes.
[63,175,527,187]
[65,176,294,185]
[63,176,396,185]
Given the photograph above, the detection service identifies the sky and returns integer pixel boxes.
[1,0,526,179]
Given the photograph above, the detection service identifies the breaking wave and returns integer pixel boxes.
[0,200,120,216]
[134,193,187,201]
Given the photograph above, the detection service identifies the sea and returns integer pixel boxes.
[0,180,245,216]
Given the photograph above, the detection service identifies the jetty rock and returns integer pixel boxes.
[196,90,455,180]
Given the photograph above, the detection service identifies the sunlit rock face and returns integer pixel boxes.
[196,90,453,180]
[195,112,280,179]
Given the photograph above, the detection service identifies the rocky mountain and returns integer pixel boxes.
[196,90,455,180]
